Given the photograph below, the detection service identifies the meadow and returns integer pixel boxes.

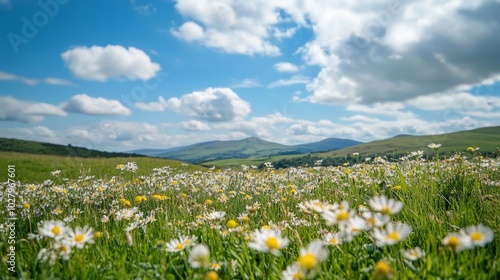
[1,149,499,279]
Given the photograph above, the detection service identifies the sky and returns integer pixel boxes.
[1,0,499,152]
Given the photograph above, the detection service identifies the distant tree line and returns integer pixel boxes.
[0,138,144,158]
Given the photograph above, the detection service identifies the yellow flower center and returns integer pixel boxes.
[470,232,483,241]
[374,260,391,276]
[52,226,61,235]
[298,253,317,270]
[265,237,280,249]
[367,217,375,225]
[74,234,84,242]
[447,236,460,248]
[176,243,184,250]
[241,216,250,223]
[293,271,304,279]
[386,232,400,241]
[336,211,349,221]
[185,239,191,245]
[329,238,337,245]
[381,206,391,215]
[227,220,238,229]
[205,271,219,280]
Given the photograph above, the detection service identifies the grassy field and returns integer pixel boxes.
[202,154,304,168]
[0,152,204,183]
[1,151,499,279]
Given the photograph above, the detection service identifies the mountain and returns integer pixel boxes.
[0,137,144,158]
[318,125,500,159]
[153,136,362,163]
[293,138,362,152]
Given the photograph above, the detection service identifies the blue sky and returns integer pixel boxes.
[1,0,499,152]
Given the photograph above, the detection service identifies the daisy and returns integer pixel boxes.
[372,222,412,247]
[442,231,473,252]
[66,226,95,249]
[248,228,289,256]
[402,247,426,261]
[39,220,68,240]
[343,215,367,241]
[322,232,343,246]
[296,239,329,271]
[369,196,403,216]
[322,201,354,225]
[362,211,390,228]
[166,237,186,252]
[282,263,306,280]
[463,224,494,247]
[54,240,73,260]
[189,244,210,269]
[372,260,393,279]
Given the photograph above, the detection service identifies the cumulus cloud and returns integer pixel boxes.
[0,96,67,123]
[172,1,500,106]
[136,88,251,122]
[180,120,211,131]
[172,0,283,55]
[61,94,132,116]
[61,45,160,81]
[273,62,299,72]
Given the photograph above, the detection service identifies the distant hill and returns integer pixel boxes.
[294,138,362,152]
[318,125,500,159]
[0,138,144,158]
[151,136,362,163]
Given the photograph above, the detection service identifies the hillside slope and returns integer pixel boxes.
[319,126,500,159]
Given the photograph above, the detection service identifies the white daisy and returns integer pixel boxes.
[248,228,289,256]
[369,196,403,216]
[372,222,412,247]
[189,244,211,269]
[402,247,426,261]
[442,231,473,252]
[463,224,494,247]
[296,239,329,271]
[66,226,95,249]
[39,220,68,240]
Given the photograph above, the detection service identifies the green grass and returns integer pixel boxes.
[202,154,305,167]
[0,151,204,183]
[1,152,499,279]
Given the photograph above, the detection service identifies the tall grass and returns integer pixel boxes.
[0,153,498,279]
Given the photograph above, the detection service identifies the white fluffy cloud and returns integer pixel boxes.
[61,94,132,116]
[172,0,282,55]
[0,96,67,123]
[61,45,160,81]
[173,0,500,106]
[273,62,299,72]
[180,120,211,131]
[136,87,251,122]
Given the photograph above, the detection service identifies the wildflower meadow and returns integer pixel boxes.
[1,148,499,279]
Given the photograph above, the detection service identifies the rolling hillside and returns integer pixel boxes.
[318,125,500,159]
[154,136,362,163]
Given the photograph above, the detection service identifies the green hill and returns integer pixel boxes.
[157,136,362,163]
[318,125,500,159]
[159,137,292,163]
[0,137,143,158]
